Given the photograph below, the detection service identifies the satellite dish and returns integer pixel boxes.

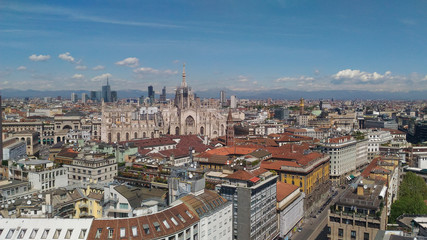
[24,196,28,199]
[7,201,11,204]
[27,200,31,205]
[11,200,15,203]
[1,205,4,208]
[5,204,8,208]
[189,173,193,179]
[38,194,43,199]
[363,185,367,189]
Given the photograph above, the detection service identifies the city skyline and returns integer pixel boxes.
[1,1,427,94]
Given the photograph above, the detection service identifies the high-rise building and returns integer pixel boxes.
[159,86,166,103]
[111,91,117,102]
[230,95,237,108]
[81,93,88,103]
[90,91,97,101]
[218,169,279,240]
[71,92,78,103]
[220,90,226,107]
[148,85,155,105]
[102,79,111,102]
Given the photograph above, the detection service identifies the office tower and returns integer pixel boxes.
[71,92,77,103]
[148,85,155,105]
[230,95,237,108]
[90,91,97,101]
[81,93,88,103]
[102,79,111,102]
[220,90,226,107]
[111,91,117,102]
[160,86,166,103]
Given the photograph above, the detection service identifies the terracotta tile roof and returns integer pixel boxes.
[56,148,79,159]
[276,181,299,201]
[261,160,301,170]
[381,128,405,135]
[128,137,177,148]
[88,202,199,240]
[173,135,210,153]
[226,168,268,181]
[327,135,353,144]
[361,157,380,178]
[180,190,229,217]
[206,146,257,156]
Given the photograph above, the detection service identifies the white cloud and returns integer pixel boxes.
[133,67,177,75]
[237,75,248,82]
[72,74,84,79]
[115,57,139,67]
[92,65,105,70]
[332,69,392,84]
[91,73,112,82]
[75,65,87,70]
[276,76,314,82]
[58,52,75,62]
[29,54,50,61]
[16,66,27,71]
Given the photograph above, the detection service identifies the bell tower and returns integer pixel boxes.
[226,108,234,146]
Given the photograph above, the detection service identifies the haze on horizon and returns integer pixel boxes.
[1,0,427,94]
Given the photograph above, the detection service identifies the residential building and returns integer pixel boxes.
[103,184,167,218]
[218,168,279,240]
[261,144,330,216]
[2,138,26,160]
[65,154,117,184]
[180,190,233,240]
[327,178,387,240]
[276,182,305,240]
[321,136,357,185]
[7,159,68,191]
[0,179,31,204]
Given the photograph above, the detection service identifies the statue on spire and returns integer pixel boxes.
[182,63,187,87]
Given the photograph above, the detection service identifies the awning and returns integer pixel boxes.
[249,177,260,183]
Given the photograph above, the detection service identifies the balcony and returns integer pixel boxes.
[79,211,88,217]
[79,203,88,209]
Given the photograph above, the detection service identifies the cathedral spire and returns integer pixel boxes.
[182,63,187,87]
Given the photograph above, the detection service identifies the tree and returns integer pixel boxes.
[389,172,427,223]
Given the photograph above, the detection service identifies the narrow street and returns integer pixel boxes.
[292,187,347,240]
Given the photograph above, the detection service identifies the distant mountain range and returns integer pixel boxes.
[1,88,426,100]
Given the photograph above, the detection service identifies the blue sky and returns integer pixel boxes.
[1,0,427,93]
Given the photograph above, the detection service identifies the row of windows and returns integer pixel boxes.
[0,228,87,239]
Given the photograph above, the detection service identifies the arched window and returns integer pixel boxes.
[143,132,146,138]
[134,132,138,139]
[117,133,120,142]
[108,133,112,143]
[126,132,129,141]
[175,127,180,135]
[185,116,195,127]
[151,132,154,138]
[200,126,204,135]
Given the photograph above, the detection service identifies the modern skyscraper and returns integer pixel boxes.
[148,85,155,105]
[220,90,226,107]
[81,93,88,103]
[159,86,166,103]
[90,91,97,101]
[102,78,112,102]
[230,95,237,108]
[71,92,78,103]
[111,91,117,102]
